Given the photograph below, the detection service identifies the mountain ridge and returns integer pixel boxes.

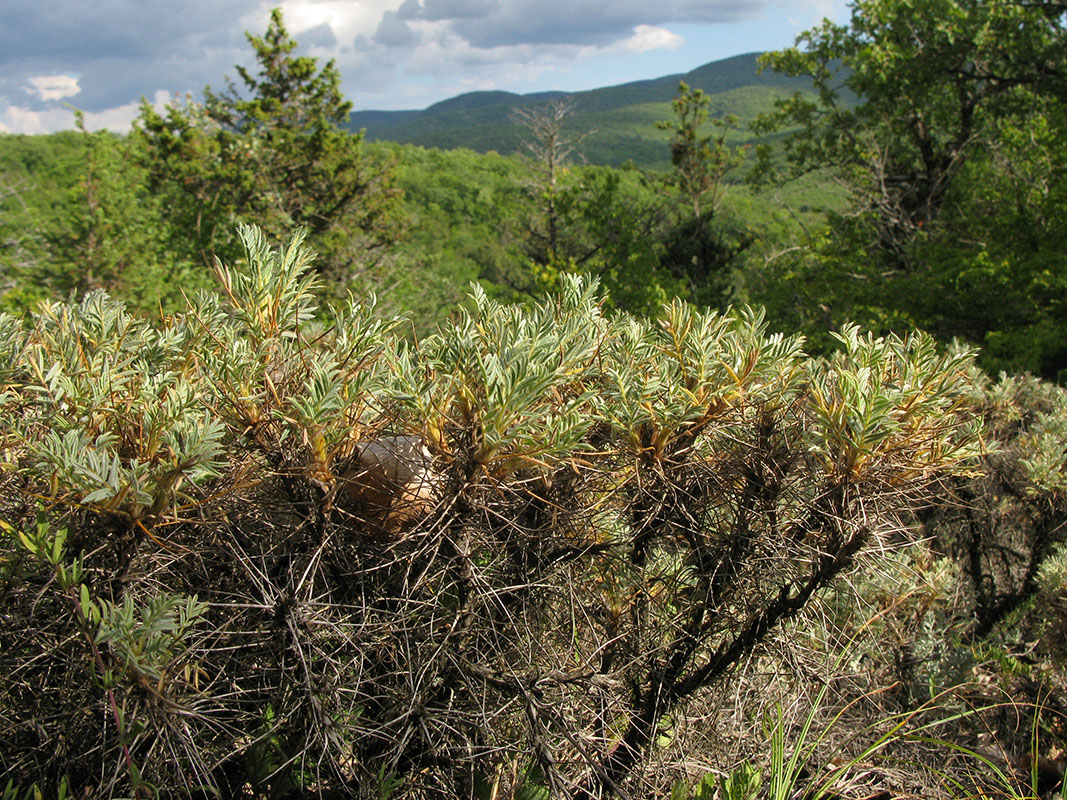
[346,52,817,166]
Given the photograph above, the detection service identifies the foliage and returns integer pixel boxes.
[134,9,403,291]
[752,0,1067,378]
[503,87,756,317]
[1035,544,1067,667]
[0,32,820,327]
[572,165,683,315]
[756,0,1064,241]
[651,82,751,310]
[0,226,991,798]
[0,9,404,316]
[0,127,203,317]
[657,82,744,221]
[507,111,687,315]
[3,3,1067,792]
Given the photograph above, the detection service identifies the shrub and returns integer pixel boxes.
[0,226,984,798]
[921,370,1067,640]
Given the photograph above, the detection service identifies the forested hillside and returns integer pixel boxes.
[1,2,1066,799]
[346,52,823,167]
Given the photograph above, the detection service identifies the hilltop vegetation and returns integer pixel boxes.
[1,1,1066,798]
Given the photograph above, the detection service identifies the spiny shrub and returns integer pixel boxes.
[920,370,1067,639]
[0,225,985,798]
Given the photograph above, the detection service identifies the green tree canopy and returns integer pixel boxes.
[655,82,750,309]
[754,0,1067,378]
[757,0,1064,250]
[135,8,403,288]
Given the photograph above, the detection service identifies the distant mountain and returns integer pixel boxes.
[346,53,819,167]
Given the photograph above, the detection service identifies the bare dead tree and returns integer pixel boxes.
[512,99,596,266]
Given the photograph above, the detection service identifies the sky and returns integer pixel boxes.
[0,0,851,135]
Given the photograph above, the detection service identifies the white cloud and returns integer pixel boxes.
[0,89,171,135]
[0,104,73,134]
[340,11,688,109]
[83,89,173,132]
[276,0,394,42]
[26,74,81,101]
[618,25,683,53]
[399,24,590,87]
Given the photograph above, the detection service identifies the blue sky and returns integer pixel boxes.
[0,0,850,134]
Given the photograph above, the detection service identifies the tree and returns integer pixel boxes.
[572,165,683,316]
[509,101,678,315]
[657,82,744,221]
[135,9,403,288]
[512,99,596,273]
[753,0,1067,377]
[757,0,1064,258]
[0,115,202,317]
[508,90,752,317]
[657,82,751,309]
[61,113,205,314]
[0,172,38,311]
